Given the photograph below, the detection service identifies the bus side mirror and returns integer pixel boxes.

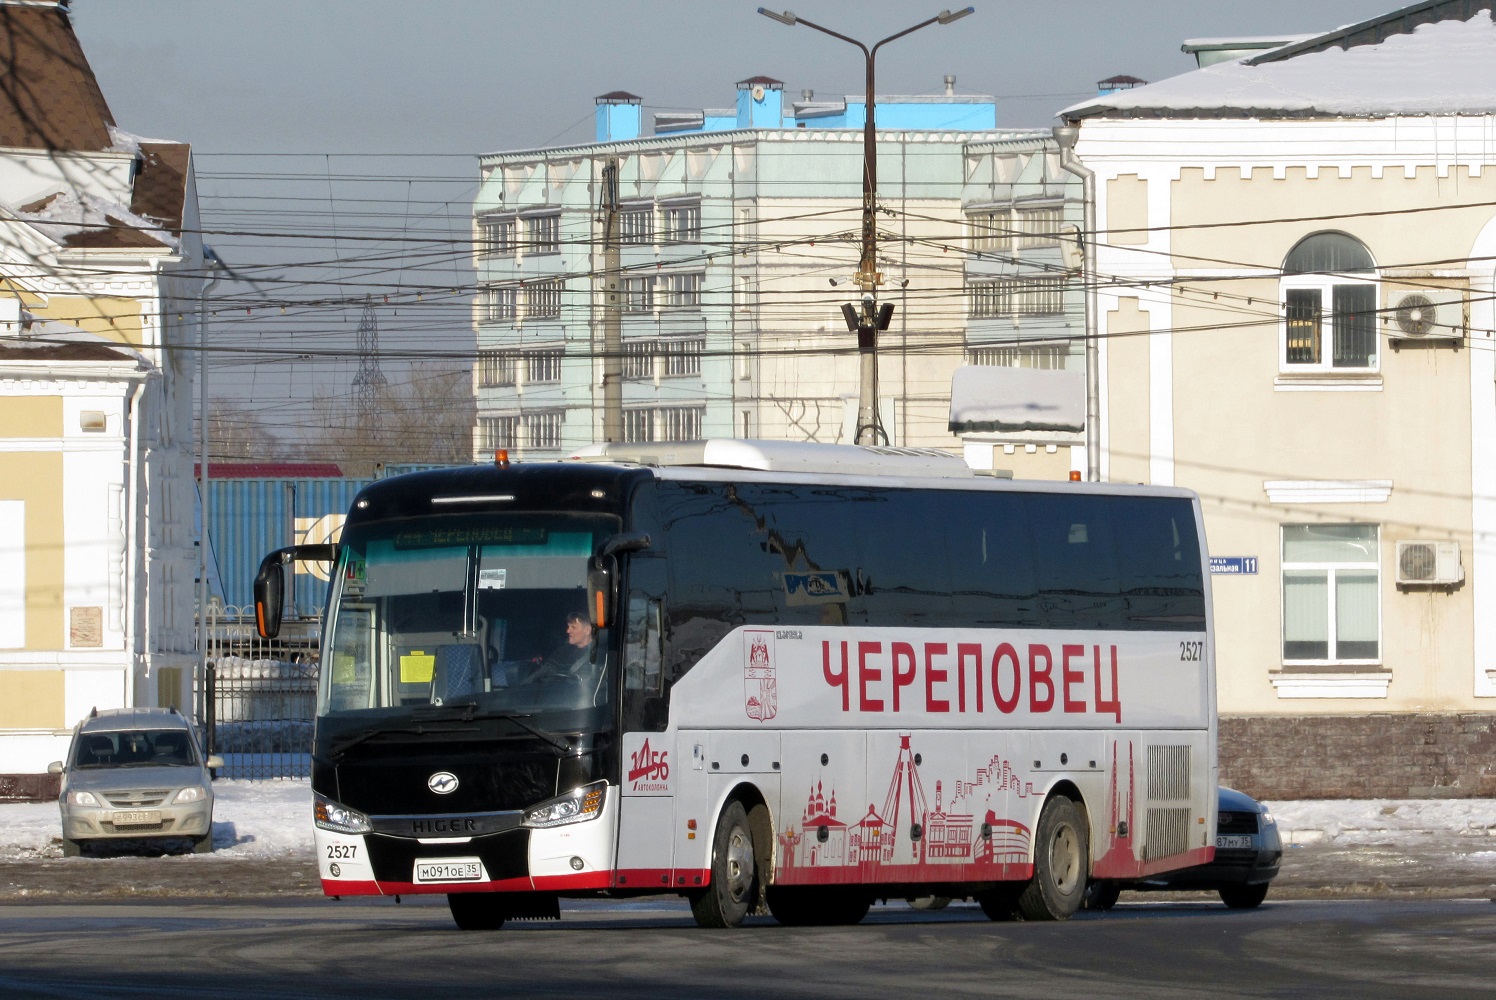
[587,561,613,629]
[589,532,651,630]
[253,544,339,639]
[254,553,286,639]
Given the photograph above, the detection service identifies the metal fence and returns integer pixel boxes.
[204,604,321,780]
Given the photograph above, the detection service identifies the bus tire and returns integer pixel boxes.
[447,892,508,931]
[690,800,757,929]
[1219,883,1269,909]
[1017,796,1089,921]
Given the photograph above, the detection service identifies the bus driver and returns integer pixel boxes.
[529,611,595,682]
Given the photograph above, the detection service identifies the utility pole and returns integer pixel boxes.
[600,159,623,442]
[760,6,974,445]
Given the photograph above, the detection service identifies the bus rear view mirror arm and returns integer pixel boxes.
[596,531,652,562]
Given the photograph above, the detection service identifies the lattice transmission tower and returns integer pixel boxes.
[351,296,388,419]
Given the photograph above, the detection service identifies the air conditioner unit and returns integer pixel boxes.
[1395,540,1463,586]
[1384,289,1466,343]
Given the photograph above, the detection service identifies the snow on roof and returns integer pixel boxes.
[1064,9,1496,120]
[12,188,179,251]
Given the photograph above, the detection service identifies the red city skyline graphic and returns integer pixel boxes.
[777,735,1038,877]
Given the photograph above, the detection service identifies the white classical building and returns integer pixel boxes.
[0,2,204,797]
[1062,1,1496,793]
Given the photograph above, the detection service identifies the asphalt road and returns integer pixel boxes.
[0,896,1493,999]
[3,834,1492,900]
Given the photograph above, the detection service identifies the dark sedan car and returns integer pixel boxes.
[1085,786,1282,910]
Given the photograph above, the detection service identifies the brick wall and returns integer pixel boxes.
[1220,714,1496,800]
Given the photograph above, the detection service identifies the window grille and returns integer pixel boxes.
[622,276,654,312]
[525,213,560,255]
[659,405,703,441]
[479,416,518,451]
[479,214,517,256]
[623,408,654,443]
[523,411,563,450]
[662,338,704,377]
[662,202,702,243]
[966,209,1011,253]
[524,349,562,383]
[661,273,702,310]
[525,279,564,319]
[622,341,654,380]
[620,207,654,245]
[477,350,518,387]
[1016,206,1063,248]
[967,344,1067,369]
[482,286,518,323]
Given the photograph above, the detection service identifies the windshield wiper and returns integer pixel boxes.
[327,720,480,760]
[424,702,575,757]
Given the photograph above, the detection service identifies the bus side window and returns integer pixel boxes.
[625,596,663,695]
[623,556,670,733]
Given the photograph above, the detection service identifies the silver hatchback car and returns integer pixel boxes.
[48,707,224,856]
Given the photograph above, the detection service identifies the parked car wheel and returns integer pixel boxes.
[60,837,82,858]
[191,834,214,855]
[907,895,951,911]
[1083,880,1122,911]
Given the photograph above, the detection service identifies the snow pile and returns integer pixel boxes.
[4,780,1495,858]
[1268,798,1496,846]
[0,779,313,859]
[213,655,318,680]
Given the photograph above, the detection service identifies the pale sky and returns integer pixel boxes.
[67,0,1400,445]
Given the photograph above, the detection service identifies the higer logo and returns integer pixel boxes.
[628,739,670,793]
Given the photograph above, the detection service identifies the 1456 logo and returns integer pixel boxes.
[628,738,670,792]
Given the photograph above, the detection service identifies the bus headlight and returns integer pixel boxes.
[522,781,606,829]
[314,791,372,835]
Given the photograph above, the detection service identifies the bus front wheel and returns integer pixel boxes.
[1017,796,1089,921]
[447,892,508,931]
[690,800,757,929]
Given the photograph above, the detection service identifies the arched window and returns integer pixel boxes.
[1280,232,1378,372]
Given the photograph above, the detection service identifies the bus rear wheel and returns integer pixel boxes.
[447,892,508,931]
[690,800,757,928]
[1017,796,1089,921]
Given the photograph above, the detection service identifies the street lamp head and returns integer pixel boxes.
[757,8,798,26]
[936,6,975,24]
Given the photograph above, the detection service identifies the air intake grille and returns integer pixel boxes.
[1147,745,1191,801]
[1144,807,1191,860]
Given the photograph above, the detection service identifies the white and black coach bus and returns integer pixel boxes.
[254,440,1216,930]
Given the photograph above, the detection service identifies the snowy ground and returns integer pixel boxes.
[2,781,1495,860]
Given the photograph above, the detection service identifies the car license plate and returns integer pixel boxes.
[1216,835,1254,849]
[414,858,484,884]
[111,810,162,827]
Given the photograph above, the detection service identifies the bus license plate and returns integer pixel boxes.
[414,858,484,884]
[111,810,161,827]
[1216,835,1253,849]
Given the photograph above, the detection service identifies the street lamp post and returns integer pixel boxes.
[759,6,973,445]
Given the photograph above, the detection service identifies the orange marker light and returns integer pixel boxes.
[1069,470,1082,482]
[495,449,510,468]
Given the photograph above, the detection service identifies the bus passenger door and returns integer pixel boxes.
[614,562,675,889]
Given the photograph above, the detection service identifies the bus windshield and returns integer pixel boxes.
[319,512,620,721]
